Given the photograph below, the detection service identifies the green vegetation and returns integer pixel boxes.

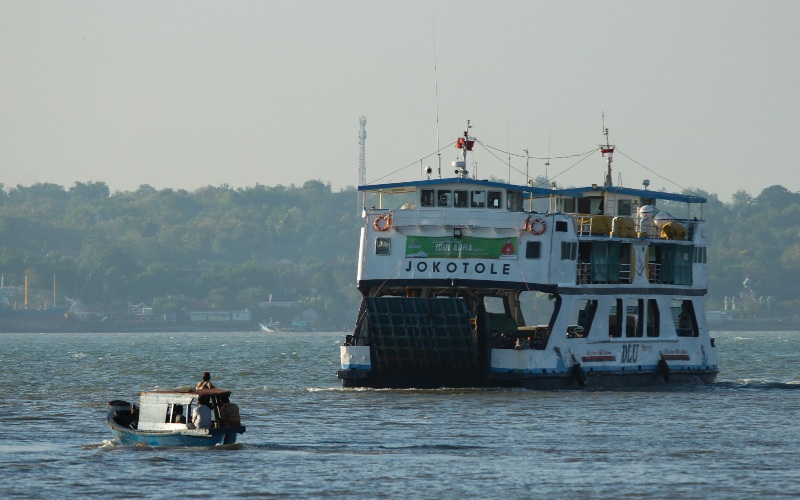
[0,180,362,328]
[0,180,797,323]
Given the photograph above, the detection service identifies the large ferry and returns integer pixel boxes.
[337,121,718,389]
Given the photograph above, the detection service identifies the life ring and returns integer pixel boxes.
[571,363,587,387]
[525,216,547,235]
[373,214,392,231]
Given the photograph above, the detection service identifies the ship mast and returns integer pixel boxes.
[453,120,474,178]
[600,114,615,187]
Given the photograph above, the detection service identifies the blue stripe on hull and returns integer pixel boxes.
[112,429,233,447]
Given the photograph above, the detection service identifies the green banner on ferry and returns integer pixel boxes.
[405,236,518,259]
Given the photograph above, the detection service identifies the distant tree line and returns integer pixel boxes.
[0,180,797,322]
[0,180,362,327]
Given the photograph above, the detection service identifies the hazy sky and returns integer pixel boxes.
[2,1,798,202]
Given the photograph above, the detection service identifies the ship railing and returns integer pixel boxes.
[575,261,633,284]
[573,214,636,238]
[648,263,662,283]
[570,213,699,242]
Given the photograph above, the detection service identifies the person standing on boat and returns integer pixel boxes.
[193,395,212,429]
[196,372,214,390]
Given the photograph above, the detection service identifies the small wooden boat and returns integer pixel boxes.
[107,388,245,447]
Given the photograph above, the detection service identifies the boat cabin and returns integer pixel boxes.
[123,388,235,431]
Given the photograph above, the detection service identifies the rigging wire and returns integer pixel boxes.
[367,142,456,184]
[368,140,695,198]
[480,142,597,160]
[615,148,702,196]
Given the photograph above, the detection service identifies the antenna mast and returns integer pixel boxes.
[358,116,367,185]
[432,17,442,178]
[357,116,367,213]
[600,112,615,187]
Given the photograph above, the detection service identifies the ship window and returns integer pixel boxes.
[672,299,698,337]
[609,298,642,338]
[694,246,707,264]
[421,189,435,207]
[471,191,486,207]
[561,241,577,260]
[617,199,632,216]
[646,299,660,337]
[562,198,575,213]
[556,220,568,232]
[566,299,596,338]
[437,190,451,207]
[488,191,502,208]
[454,190,469,207]
[526,241,541,259]
[375,238,391,255]
[507,191,524,211]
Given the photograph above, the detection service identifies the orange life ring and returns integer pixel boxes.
[525,216,546,235]
[374,214,392,231]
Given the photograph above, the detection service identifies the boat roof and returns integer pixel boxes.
[552,185,707,204]
[359,177,706,204]
[140,388,232,397]
[358,177,553,196]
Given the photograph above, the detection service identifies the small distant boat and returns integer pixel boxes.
[260,322,279,333]
[107,388,245,447]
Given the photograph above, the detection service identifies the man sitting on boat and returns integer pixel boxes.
[196,372,214,390]
[218,394,240,427]
[171,404,186,424]
[192,395,213,429]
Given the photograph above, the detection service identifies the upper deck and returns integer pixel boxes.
[358,176,707,292]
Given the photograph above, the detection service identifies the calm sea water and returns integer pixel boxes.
[1,330,799,499]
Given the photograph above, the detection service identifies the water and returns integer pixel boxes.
[1,330,799,498]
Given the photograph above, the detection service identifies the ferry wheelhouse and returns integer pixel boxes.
[338,122,718,389]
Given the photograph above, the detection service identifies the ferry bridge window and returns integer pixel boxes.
[617,199,632,216]
[488,191,502,209]
[454,190,469,207]
[507,191,523,211]
[421,189,435,207]
[437,190,451,207]
[375,238,391,255]
[471,191,486,207]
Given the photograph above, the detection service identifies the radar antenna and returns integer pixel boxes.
[453,120,474,178]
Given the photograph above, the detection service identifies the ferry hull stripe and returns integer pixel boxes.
[581,355,617,362]
[661,354,691,361]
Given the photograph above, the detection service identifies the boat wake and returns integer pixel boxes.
[713,380,800,391]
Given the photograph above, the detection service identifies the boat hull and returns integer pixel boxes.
[107,412,245,447]
[339,367,718,390]
[339,296,719,390]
